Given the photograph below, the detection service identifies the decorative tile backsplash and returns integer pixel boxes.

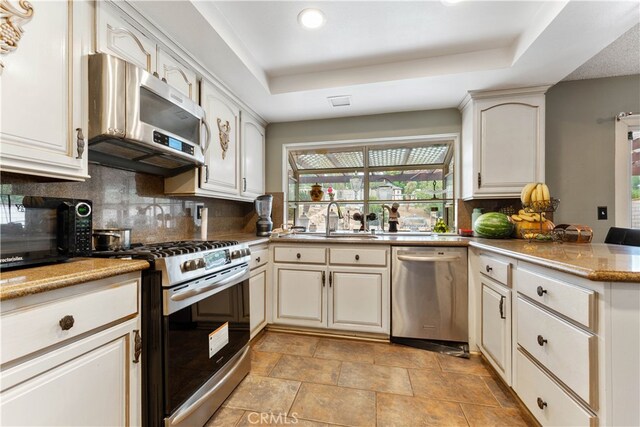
[1,165,256,243]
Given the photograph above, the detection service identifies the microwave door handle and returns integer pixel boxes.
[201,117,211,155]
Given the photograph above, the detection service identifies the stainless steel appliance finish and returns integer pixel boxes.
[0,195,92,269]
[88,53,210,176]
[95,240,251,427]
[392,247,468,342]
[254,194,273,236]
[92,228,131,251]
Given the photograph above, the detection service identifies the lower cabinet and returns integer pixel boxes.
[248,266,268,338]
[272,245,390,335]
[0,272,141,426]
[480,278,511,384]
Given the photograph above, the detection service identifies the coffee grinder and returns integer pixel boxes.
[255,194,273,236]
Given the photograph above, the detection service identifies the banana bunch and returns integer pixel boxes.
[520,182,550,205]
[511,210,546,222]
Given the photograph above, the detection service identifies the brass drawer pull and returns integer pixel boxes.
[537,335,548,346]
[537,397,547,410]
[485,265,492,273]
[355,254,360,260]
[296,253,301,259]
[536,286,547,297]
[256,256,261,263]
[59,315,75,331]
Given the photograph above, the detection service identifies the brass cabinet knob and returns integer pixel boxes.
[537,335,548,346]
[355,254,360,260]
[537,397,547,410]
[537,286,548,297]
[296,253,301,259]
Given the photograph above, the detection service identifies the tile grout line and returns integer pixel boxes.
[459,403,472,427]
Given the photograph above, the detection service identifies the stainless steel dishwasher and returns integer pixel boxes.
[392,247,468,345]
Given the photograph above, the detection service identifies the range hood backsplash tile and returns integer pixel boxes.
[0,164,254,244]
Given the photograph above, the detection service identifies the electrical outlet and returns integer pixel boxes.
[597,206,608,220]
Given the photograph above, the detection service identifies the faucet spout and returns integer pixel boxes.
[326,201,342,237]
[382,205,391,232]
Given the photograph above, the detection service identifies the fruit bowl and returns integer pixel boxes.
[522,197,560,213]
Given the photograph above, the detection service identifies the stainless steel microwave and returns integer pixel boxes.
[0,195,92,270]
[88,53,210,177]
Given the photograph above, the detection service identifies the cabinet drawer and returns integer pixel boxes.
[329,247,387,267]
[479,254,511,286]
[517,297,596,407]
[1,279,138,365]
[274,246,326,264]
[517,267,595,329]
[516,349,596,427]
[250,246,269,270]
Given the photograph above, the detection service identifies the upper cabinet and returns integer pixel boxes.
[165,80,266,202]
[241,113,266,199]
[95,2,197,102]
[459,86,548,200]
[0,0,91,181]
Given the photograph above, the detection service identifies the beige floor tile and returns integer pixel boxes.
[270,354,341,385]
[436,353,492,376]
[290,382,376,426]
[374,343,440,370]
[338,361,413,395]
[224,375,301,413]
[204,406,245,427]
[482,375,519,409]
[236,411,329,426]
[253,332,320,357]
[409,369,500,406]
[313,338,377,363]
[461,403,533,427]
[377,392,468,426]
[251,350,282,376]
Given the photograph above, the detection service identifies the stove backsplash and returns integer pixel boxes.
[1,165,255,244]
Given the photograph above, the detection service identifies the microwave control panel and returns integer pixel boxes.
[153,131,195,155]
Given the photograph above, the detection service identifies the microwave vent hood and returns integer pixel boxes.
[87,53,206,177]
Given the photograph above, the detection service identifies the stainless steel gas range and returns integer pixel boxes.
[96,240,251,427]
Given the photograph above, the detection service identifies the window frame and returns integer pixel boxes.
[614,114,640,227]
[281,133,461,229]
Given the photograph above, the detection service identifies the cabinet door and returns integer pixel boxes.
[477,101,543,195]
[241,115,265,199]
[96,3,155,72]
[481,279,511,383]
[273,265,326,328]
[1,319,140,426]
[157,48,197,102]
[249,269,267,338]
[0,0,89,180]
[328,267,389,334]
[200,81,240,195]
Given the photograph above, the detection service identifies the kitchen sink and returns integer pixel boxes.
[274,233,379,239]
[326,234,379,239]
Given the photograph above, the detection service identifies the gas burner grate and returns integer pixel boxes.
[94,240,240,260]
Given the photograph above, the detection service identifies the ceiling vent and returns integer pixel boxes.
[327,95,351,107]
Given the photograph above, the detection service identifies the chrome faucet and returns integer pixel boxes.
[381,205,391,232]
[326,201,343,237]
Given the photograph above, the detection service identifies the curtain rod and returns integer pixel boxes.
[616,112,639,121]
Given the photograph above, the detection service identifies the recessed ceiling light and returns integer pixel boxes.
[328,95,351,107]
[298,8,326,30]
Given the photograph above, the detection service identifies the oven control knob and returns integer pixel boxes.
[243,248,251,257]
[183,259,203,272]
[231,250,242,259]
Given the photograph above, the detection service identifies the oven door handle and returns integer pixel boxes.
[397,255,461,262]
[170,269,248,302]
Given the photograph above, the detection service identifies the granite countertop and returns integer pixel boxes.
[0,258,150,301]
[209,232,270,246]
[469,239,640,283]
[268,232,640,282]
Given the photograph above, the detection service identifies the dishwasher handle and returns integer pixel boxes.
[397,254,461,263]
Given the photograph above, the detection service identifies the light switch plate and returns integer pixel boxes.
[597,206,608,220]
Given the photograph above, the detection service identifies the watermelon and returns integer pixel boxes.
[473,212,514,238]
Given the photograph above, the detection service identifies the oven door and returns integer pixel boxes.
[162,264,250,421]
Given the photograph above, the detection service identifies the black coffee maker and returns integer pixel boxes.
[254,195,273,236]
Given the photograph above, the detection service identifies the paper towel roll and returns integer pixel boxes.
[200,207,208,240]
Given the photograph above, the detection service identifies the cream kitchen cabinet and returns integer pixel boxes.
[272,244,390,335]
[481,278,511,384]
[241,114,266,199]
[165,81,265,202]
[459,86,548,199]
[95,2,197,102]
[0,0,91,181]
[247,244,270,338]
[0,272,142,426]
